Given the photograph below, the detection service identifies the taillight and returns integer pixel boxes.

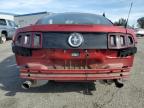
[108,33,134,49]
[14,32,42,48]
[109,35,117,47]
[15,34,23,46]
[120,35,125,46]
[23,33,31,47]
[127,35,134,47]
[33,32,42,48]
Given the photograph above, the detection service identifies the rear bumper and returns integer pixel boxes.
[20,68,130,81]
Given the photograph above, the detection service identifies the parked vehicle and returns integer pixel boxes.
[135,28,144,37]
[0,18,17,43]
[12,13,137,89]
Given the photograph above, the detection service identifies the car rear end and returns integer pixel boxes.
[12,13,137,85]
[12,25,137,81]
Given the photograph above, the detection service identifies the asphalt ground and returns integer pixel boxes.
[0,38,144,108]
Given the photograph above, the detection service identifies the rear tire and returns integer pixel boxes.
[0,34,6,43]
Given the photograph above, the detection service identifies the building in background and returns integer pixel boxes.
[0,12,14,21]
[14,12,52,27]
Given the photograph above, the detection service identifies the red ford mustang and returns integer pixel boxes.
[12,13,137,89]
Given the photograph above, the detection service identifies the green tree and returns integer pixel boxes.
[114,18,127,27]
[137,17,144,28]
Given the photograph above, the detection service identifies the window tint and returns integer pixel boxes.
[36,13,113,25]
[0,19,6,25]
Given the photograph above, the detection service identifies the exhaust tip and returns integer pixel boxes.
[22,83,30,89]
[114,79,124,88]
[21,80,48,89]
[22,81,32,89]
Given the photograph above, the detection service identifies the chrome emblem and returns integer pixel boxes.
[68,33,84,47]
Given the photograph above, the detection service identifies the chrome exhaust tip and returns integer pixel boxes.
[22,80,49,89]
[22,80,33,89]
[114,79,124,88]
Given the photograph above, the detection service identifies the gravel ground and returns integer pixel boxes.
[0,38,144,108]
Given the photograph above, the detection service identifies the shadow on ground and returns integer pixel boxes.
[0,55,96,96]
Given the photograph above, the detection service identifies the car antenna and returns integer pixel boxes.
[125,2,133,28]
[103,12,106,17]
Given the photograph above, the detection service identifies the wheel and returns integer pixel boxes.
[0,34,6,43]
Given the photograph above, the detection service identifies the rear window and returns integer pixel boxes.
[36,13,113,25]
[0,19,6,25]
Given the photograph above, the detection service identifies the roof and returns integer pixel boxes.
[14,11,51,17]
[0,12,16,15]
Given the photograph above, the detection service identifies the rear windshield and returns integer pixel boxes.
[0,19,6,25]
[36,13,113,25]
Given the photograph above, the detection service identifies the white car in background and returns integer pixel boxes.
[0,18,18,43]
[135,28,144,37]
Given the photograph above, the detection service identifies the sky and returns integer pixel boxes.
[0,0,143,26]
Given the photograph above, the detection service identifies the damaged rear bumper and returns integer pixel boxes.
[20,68,130,81]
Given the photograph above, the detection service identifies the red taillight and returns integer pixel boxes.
[108,33,134,49]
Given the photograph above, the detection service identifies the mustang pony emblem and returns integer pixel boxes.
[68,33,84,47]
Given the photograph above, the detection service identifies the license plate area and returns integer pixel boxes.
[71,52,80,57]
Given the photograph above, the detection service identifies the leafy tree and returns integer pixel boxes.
[114,18,127,27]
[137,17,144,28]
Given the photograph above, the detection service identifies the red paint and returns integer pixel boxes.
[14,25,137,42]
[13,24,137,81]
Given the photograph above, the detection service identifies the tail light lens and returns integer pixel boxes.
[33,32,42,48]
[15,34,22,46]
[14,32,42,48]
[109,35,117,47]
[108,33,134,49]
[23,33,31,47]
[120,35,125,46]
[15,33,32,47]
[127,36,134,47]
